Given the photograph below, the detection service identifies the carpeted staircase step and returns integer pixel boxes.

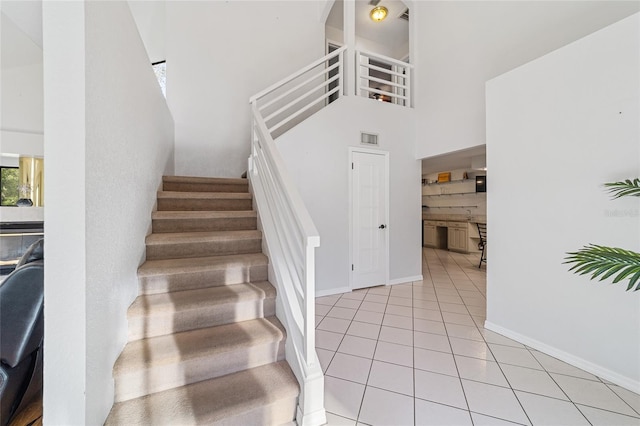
[113,317,287,403]
[163,175,249,193]
[145,230,262,260]
[127,281,276,340]
[138,253,269,294]
[152,210,257,233]
[106,360,298,425]
[157,191,253,211]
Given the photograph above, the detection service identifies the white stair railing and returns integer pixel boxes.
[356,49,413,107]
[250,46,346,139]
[248,48,347,426]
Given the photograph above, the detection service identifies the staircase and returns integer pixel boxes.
[105,176,299,425]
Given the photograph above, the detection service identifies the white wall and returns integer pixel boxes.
[43,1,175,424]
[325,25,408,59]
[486,13,639,391]
[413,1,640,160]
[277,96,421,295]
[128,0,165,63]
[166,1,325,178]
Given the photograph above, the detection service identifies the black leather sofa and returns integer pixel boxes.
[0,239,44,426]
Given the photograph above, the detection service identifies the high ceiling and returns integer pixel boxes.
[326,0,409,53]
[1,12,42,70]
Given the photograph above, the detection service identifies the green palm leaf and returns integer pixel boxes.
[564,245,640,291]
[604,178,640,199]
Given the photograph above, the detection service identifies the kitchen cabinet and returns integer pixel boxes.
[424,221,437,247]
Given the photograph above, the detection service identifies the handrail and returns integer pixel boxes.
[356,49,412,107]
[250,45,347,103]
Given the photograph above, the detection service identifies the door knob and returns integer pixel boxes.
[379,224,386,229]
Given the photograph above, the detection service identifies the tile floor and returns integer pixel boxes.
[315,248,640,426]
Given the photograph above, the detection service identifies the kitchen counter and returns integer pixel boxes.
[422,213,486,224]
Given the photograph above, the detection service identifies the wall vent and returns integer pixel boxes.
[361,132,379,146]
[399,8,409,21]
[369,0,381,6]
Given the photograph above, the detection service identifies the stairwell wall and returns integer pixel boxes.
[165,1,325,178]
[43,2,175,424]
[276,96,422,295]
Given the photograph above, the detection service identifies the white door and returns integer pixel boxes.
[351,149,388,289]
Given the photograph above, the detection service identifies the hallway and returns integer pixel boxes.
[315,248,640,425]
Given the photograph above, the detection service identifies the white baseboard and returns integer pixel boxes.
[484,321,640,394]
[316,286,351,298]
[389,275,423,286]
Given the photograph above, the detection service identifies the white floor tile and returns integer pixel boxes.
[449,337,494,361]
[415,369,468,410]
[455,356,509,387]
[364,294,388,304]
[385,304,413,317]
[316,329,344,351]
[368,286,391,295]
[481,330,525,348]
[489,345,543,370]
[347,321,381,340]
[414,318,447,335]
[358,386,415,426]
[413,299,439,310]
[551,374,638,417]
[442,311,476,326]
[338,335,377,359]
[378,326,413,346]
[529,350,599,381]
[316,315,324,327]
[577,404,640,426]
[368,360,414,396]
[439,302,469,314]
[415,348,458,376]
[325,376,365,420]
[354,310,384,325]
[359,301,387,313]
[413,308,442,321]
[413,292,438,302]
[325,412,357,426]
[515,391,590,425]
[317,348,335,372]
[415,399,473,426]
[317,295,341,306]
[318,316,352,334]
[374,341,413,367]
[445,323,484,342]
[382,313,413,330]
[316,303,332,316]
[608,384,640,416]
[501,364,568,400]
[462,380,530,425]
[328,306,358,320]
[326,352,373,384]
[341,292,366,301]
[470,413,523,425]
[388,296,413,307]
[335,298,363,310]
[437,295,464,305]
[414,331,451,353]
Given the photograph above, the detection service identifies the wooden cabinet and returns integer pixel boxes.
[447,226,468,252]
[424,221,437,247]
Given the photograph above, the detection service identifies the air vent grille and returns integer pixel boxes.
[399,8,409,21]
[369,0,381,5]
[361,132,379,146]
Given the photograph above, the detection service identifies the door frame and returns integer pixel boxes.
[348,146,390,290]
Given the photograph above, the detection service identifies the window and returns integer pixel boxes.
[0,167,19,206]
[152,60,166,97]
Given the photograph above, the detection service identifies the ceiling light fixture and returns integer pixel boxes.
[370,6,388,22]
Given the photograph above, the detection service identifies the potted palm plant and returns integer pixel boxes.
[564,178,640,292]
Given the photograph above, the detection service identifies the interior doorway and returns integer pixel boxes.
[350,148,389,289]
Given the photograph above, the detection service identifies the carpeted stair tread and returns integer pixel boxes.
[163,175,248,185]
[138,253,268,277]
[105,361,299,425]
[145,229,261,245]
[152,210,257,220]
[128,281,275,317]
[157,191,252,200]
[114,316,285,375]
